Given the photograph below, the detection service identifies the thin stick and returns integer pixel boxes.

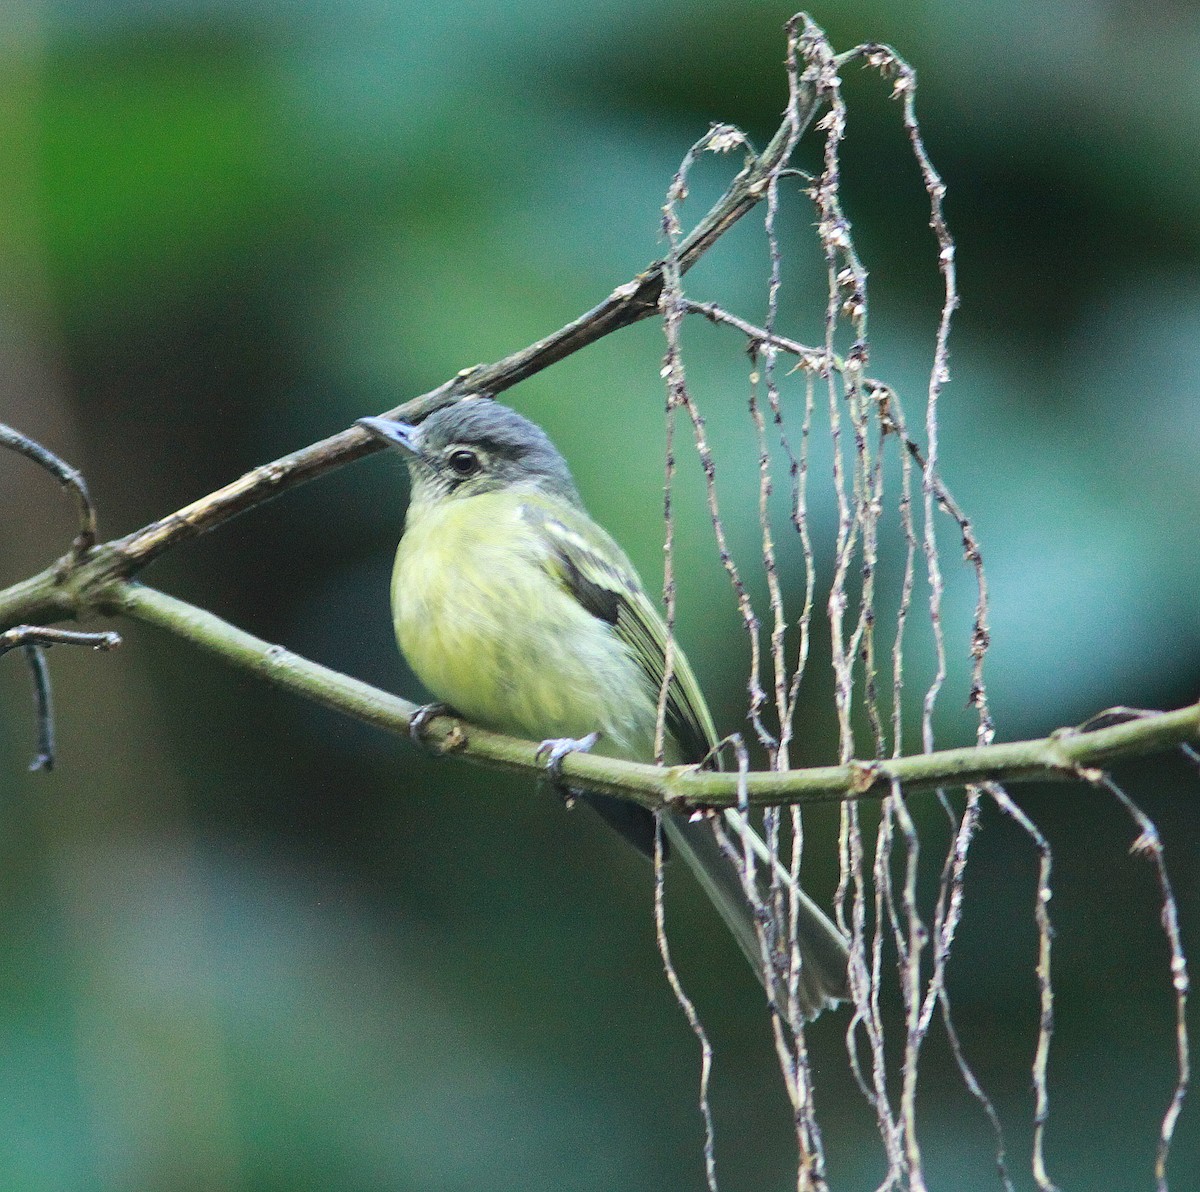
[986,783,1059,1192]
[0,625,122,772]
[660,139,774,754]
[653,816,719,1192]
[0,626,122,654]
[0,423,98,556]
[22,645,54,771]
[1096,774,1190,1192]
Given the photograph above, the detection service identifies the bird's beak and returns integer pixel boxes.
[357,416,423,457]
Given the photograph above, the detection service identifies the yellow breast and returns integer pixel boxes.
[391,491,657,754]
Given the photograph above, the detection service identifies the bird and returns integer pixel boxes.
[358,399,850,1018]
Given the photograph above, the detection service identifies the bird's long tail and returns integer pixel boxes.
[663,809,851,1020]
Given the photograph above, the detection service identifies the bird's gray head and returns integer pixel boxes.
[358,401,581,507]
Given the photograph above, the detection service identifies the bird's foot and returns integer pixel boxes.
[408,702,450,750]
[536,731,600,808]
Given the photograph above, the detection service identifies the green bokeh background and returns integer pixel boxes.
[2,2,1198,1189]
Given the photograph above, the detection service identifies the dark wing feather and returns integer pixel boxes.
[523,502,720,768]
[612,590,717,768]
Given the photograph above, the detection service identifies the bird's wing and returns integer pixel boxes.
[522,502,719,768]
[523,502,851,1014]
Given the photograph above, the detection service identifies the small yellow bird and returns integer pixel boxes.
[359,400,849,1017]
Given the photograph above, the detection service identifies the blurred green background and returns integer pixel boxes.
[1,1,1198,1189]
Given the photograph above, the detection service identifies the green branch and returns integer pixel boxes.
[115,584,1200,810]
[3,558,1196,807]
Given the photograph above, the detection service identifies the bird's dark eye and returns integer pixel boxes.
[447,448,481,478]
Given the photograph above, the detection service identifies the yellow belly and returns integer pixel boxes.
[392,492,657,755]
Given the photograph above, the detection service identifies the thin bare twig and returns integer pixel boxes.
[0,625,122,655]
[986,782,1059,1192]
[22,645,54,771]
[1095,774,1190,1192]
[653,817,719,1192]
[0,625,122,771]
[0,423,98,556]
[659,125,775,758]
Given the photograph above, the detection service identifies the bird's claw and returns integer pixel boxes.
[536,731,600,773]
[409,702,450,749]
[536,731,600,807]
